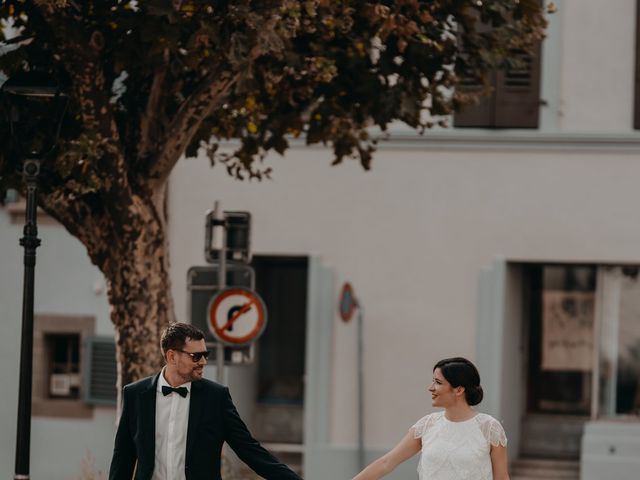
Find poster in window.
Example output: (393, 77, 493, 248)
(541, 290, 594, 372)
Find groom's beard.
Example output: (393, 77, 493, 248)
(190, 365, 204, 380)
(182, 364, 204, 382)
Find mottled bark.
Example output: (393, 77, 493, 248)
(41, 182, 175, 406)
(103, 192, 175, 390)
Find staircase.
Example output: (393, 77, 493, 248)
(511, 458, 580, 480)
(236, 443, 303, 480)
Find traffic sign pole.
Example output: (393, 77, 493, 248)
(339, 282, 364, 471)
(213, 201, 226, 383)
(357, 304, 364, 471)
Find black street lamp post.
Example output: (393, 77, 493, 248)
(1, 71, 68, 480)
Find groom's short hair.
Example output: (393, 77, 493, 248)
(161, 322, 205, 356)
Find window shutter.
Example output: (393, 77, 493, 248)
(634, 0, 640, 129)
(454, 17, 497, 128)
(84, 336, 117, 405)
(494, 45, 542, 128)
(454, 5, 542, 129)
(453, 71, 497, 127)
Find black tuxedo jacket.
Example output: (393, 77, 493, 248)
(108, 374, 302, 480)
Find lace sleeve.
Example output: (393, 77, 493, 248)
(478, 415, 508, 447)
(411, 413, 437, 439)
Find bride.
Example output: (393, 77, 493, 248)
(352, 357, 509, 480)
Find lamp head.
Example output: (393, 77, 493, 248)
(1, 71, 69, 159)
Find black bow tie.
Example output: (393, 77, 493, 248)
(162, 385, 188, 398)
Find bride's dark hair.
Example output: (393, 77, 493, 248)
(433, 357, 483, 406)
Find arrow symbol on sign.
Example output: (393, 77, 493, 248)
(220, 300, 256, 332)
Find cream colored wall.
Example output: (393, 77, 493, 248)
(559, 0, 637, 132)
(168, 144, 640, 450)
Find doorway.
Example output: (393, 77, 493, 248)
(521, 264, 595, 459)
(250, 255, 308, 445)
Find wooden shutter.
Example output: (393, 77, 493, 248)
(494, 45, 542, 128)
(634, 0, 640, 129)
(454, 5, 542, 129)
(83, 336, 117, 405)
(454, 17, 497, 128)
(454, 71, 498, 127)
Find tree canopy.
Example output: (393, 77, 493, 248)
(1, 0, 547, 186)
(0, 0, 548, 389)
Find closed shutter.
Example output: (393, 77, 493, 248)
(454, 6, 542, 129)
(453, 71, 497, 127)
(494, 45, 542, 128)
(454, 18, 496, 128)
(84, 336, 117, 405)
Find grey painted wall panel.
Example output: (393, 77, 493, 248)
(581, 421, 640, 480)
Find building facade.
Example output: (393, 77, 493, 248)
(169, 1, 640, 478)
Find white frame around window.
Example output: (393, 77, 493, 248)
(593, 267, 640, 420)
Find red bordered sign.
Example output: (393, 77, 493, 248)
(207, 287, 267, 346)
(339, 282, 358, 322)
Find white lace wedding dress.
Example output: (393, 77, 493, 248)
(411, 412, 507, 480)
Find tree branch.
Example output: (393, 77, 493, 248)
(147, 69, 238, 188)
(138, 51, 169, 161)
(39, 189, 111, 269)
(35, 3, 137, 233)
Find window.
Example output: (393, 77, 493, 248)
(454, 32, 542, 128)
(526, 265, 596, 415)
(33, 315, 98, 418)
(46, 334, 81, 399)
(524, 264, 640, 419)
(597, 267, 640, 417)
(2, 189, 57, 225)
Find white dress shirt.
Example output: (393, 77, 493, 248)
(151, 368, 191, 480)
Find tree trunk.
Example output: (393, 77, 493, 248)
(102, 191, 176, 397)
(42, 183, 177, 407)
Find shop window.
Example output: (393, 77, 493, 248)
(524, 264, 640, 419)
(526, 265, 596, 415)
(597, 267, 640, 417)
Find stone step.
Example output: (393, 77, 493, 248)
(511, 457, 580, 480)
(235, 444, 303, 480)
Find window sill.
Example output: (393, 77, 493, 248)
(5, 200, 58, 226)
(268, 129, 640, 153)
(371, 129, 640, 152)
(32, 398, 93, 419)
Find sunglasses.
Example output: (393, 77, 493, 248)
(174, 349, 210, 362)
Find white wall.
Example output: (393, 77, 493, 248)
(558, 0, 637, 132)
(0, 210, 115, 479)
(169, 141, 640, 451)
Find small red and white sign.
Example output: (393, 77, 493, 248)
(208, 287, 267, 346)
(339, 282, 358, 322)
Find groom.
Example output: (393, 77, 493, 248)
(109, 322, 303, 480)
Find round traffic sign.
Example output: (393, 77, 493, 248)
(207, 287, 267, 346)
(339, 282, 358, 322)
